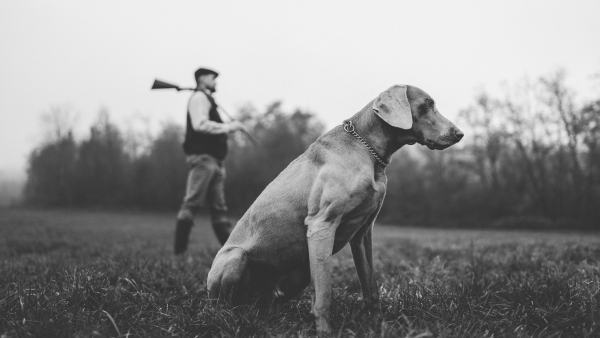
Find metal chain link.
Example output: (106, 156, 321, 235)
(342, 120, 388, 167)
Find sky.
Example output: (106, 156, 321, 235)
(1, 0, 599, 181)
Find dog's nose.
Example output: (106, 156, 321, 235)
(454, 129, 464, 141)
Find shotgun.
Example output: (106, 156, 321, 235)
(151, 79, 258, 145)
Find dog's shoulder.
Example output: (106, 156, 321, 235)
(305, 127, 362, 169)
(304, 129, 342, 167)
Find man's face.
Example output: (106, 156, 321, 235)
(198, 74, 217, 93)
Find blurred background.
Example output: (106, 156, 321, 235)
(1, 0, 599, 229)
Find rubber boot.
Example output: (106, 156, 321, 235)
(212, 221, 232, 246)
(174, 219, 193, 255)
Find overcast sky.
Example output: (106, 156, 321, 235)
(1, 0, 599, 179)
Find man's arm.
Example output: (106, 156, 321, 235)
(188, 92, 240, 134)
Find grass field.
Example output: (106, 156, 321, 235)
(1, 208, 600, 337)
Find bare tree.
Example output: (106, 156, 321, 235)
(539, 70, 586, 211)
(40, 104, 78, 143)
(459, 91, 507, 190)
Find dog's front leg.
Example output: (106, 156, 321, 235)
(306, 216, 340, 335)
(350, 225, 382, 321)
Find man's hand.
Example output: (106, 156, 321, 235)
(226, 120, 258, 145)
(227, 121, 246, 133)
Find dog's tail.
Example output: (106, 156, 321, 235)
(207, 246, 248, 302)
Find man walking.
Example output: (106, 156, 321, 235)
(174, 67, 244, 255)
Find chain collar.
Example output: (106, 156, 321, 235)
(342, 120, 388, 167)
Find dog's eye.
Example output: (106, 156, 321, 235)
(426, 99, 435, 109)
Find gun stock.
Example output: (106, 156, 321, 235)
(151, 79, 181, 90)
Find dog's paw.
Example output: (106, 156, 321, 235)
(315, 317, 333, 336)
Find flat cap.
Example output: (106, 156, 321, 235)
(194, 67, 219, 80)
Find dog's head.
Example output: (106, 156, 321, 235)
(373, 85, 463, 150)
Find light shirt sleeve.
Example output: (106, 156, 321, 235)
(188, 92, 231, 134)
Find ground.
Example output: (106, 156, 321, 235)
(1, 208, 599, 337)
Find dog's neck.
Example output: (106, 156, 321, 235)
(348, 101, 415, 165)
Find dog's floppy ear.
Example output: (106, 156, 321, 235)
(372, 85, 413, 129)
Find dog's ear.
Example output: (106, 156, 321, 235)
(372, 85, 413, 129)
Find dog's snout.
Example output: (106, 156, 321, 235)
(453, 129, 464, 141)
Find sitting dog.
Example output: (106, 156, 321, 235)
(207, 85, 463, 334)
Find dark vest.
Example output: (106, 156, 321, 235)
(183, 91, 228, 160)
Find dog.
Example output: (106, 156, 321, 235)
(207, 85, 463, 334)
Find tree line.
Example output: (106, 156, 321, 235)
(24, 70, 600, 228)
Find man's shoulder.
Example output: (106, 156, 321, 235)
(191, 90, 210, 98)
(189, 91, 211, 105)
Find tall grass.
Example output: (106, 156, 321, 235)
(1, 209, 599, 337)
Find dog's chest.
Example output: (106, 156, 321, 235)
(332, 187, 385, 253)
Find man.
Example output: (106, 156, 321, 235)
(174, 67, 245, 255)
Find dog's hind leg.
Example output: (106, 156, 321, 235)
(207, 247, 249, 303)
